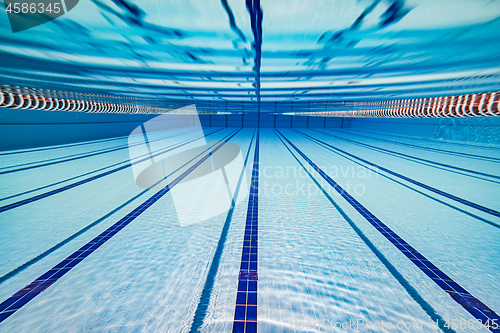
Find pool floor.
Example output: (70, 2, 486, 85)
(0, 128, 499, 332)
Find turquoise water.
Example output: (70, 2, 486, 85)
(1, 0, 500, 332)
(0, 125, 499, 332)
(1, 0, 500, 111)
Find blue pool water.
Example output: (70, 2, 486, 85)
(2, 0, 500, 111)
(0, 123, 499, 332)
(1, 0, 500, 332)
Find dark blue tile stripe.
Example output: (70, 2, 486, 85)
(0, 129, 241, 324)
(1, 160, 132, 203)
(0, 128, 218, 203)
(0, 128, 224, 213)
(290, 132, 499, 231)
(337, 129, 500, 163)
(0, 128, 200, 175)
(190, 129, 256, 333)
(0, 133, 131, 157)
(294, 132, 499, 230)
(278, 131, 500, 333)
(275, 130, 457, 333)
(297, 130, 500, 218)
(315, 130, 500, 182)
(0, 187, 153, 285)
(233, 130, 259, 333)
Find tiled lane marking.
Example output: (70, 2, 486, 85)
(334, 129, 500, 163)
(233, 130, 259, 333)
(0, 129, 222, 203)
(295, 131, 499, 229)
(278, 130, 500, 333)
(314, 130, 500, 183)
(0, 130, 240, 324)
(0, 133, 133, 157)
(0, 129, 225, 213)
(275, 130, 456, 333)
(296, 130, 500, 218)
(0, 128, 199, 175)
(190, 130, 256, 332)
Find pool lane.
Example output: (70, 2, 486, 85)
(0, 127, 220, 199)
(335, 129, 500, 163)
(275, 130, 456, 333)
(278, 130, 500, 332)
(0, 128, 224, 209)
(0, 130, 256, 333)
(289, 134, 500, 319)
(232, 129, 259, 333)
(0, 134, 133, 157)
(0, 129, 241, 325)
(0, 129, 221, 204)
(323, 129, 500, 183)
(0, 129, 231, 286)
(189, 129, 256, 332)
(295, 130, 500, 219)
(0, 129, 165, 184)
(289, 130, 500, 312)
(0, 128, 202, 175)
(311, 130, 500, 183)
(303, 130, 500, 229)
(1, 128, 498, 333)
(253, 129, 440, 332)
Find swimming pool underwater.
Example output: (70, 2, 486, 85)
(0, 126, 499, 332)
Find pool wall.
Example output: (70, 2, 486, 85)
(350, 117, 500, 145)
(2, 108, 499, 152)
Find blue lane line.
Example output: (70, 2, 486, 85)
(0, 146, 118, 171)
(190, 129, 256, 333)
(315, 130, 500, 182)
(0, 133, 132, 156)
(0, 128, 224, 213)
(278, 130, 500, 333)
(0, 129, 229, 285)
(274, 130, 456, 333)
(297, 132, 499, 229)
(0, 128, 198, 175)
(296, 130, 500, 219)
(336, 129, 500, 163)
(0, 161, 130, 202)
(0, 188, 150, 285)
(0, 129, 241, 325)
(0, 128, 220, 203)
(233, 129, 259, 333)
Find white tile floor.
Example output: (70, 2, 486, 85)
(0, 128, 498, 332)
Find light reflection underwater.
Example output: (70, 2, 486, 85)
(0, 1, 500, 332)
